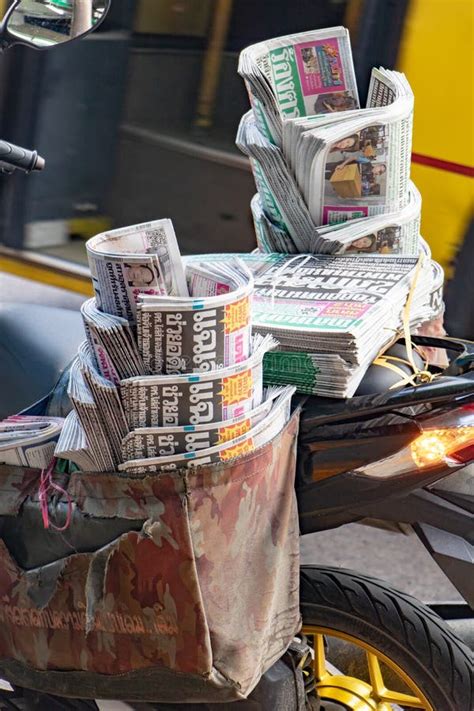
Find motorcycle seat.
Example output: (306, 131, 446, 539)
(0, 303, 83, 419)
(300, 373, 474, 432)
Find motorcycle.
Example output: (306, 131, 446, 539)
(0, 2, 473, 710)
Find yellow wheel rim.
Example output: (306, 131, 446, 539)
(302, 625, 433, 710)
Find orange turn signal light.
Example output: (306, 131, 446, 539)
(411, 427, 474, 468)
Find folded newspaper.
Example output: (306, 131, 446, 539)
(309, 181, 421, 255)
(186, 252, 435, 398)
(295, 69, 414, 226)
(119, 385, 295, 474)
(237, 110, 316, 251)
(121, 387, 282, 462)
(67, 358, 118, 472)
(137, 258, 254, 374)
(250, 180, 421, 256)
(121, 333, 277, 429)
(55, 411, 99, 472)
(81, 298, 147, 383)
(238, 65, 413, 235)
(0, 416, 63, 468)
(238, 27, 360, 146)
(86, 219, 188, 326)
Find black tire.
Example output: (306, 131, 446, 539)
(300, 565, 473, 711)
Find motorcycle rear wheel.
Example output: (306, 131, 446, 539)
(301, 565, 473, 711)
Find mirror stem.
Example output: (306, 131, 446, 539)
(71, 0, 92, 38)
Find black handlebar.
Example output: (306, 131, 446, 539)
(0, 140, 45, 173)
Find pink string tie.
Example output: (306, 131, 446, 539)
(39, 458, 72, 532)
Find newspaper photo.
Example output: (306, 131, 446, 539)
(86, 219, 188, 326)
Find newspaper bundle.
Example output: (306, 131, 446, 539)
(137, 259, 254, 374)
(238, 27, 360, 147)
(187, 252, 434, 398)
(62, 220, 294, 473)
(121, 333, 277, 429)
(293, 68, 414, 226)
(121, 386, 287, 462)
(238, 66, 413, 239)
(250, 180, 421, 257)
(0, 416, 63, 468)
(119, 386, 295, 474)
(77, 341, 129, 465)
(86, 219, 188, 326)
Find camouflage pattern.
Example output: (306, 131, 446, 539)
(0, 411, 300, 702)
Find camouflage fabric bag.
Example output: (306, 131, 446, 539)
(0, 411, 301, 704)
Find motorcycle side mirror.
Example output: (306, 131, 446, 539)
(0, 0, 111, 50)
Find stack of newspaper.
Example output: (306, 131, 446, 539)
(233, 25, 447, 390)
(187, 252, 435, 398)
(0, 416, 63, 468)
(237, 27, 419, 256)
(250, 179, 422, 256)
(61, 219, 294, 473)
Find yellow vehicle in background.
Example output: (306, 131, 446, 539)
(395, 0, 473, 336)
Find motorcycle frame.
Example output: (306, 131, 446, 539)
(0, 0, 112, 51)
(296, 335, 474, 606)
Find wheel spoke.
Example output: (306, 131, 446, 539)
(378, 688, 429, 708)
(367, 651, 386, 698)
(303, 625, 432, 710)
(367, 650, 428, 708)
(313, 633, 330, 682)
